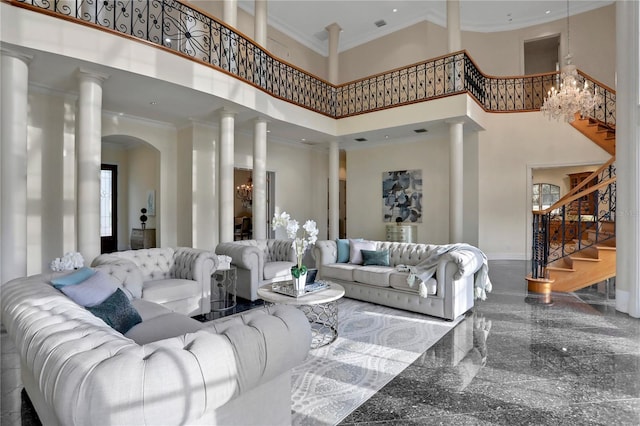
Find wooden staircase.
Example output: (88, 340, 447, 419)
(527, 113, 616, 297)
(570, 113, 616, 156)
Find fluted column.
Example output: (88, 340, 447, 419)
(449, 120, 464, 243)
(329, 140, 340, 240)
(1, 49, 31, 283)
(447, 0, 461, 52)
(219, 109, 236, 243)
(326, 23, 341, 84)
(77, 69, 108, 264)
(253, 118, 268, 240)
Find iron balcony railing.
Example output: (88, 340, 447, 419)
(531, 157, 616, 280)
(9, 0, 617, 126)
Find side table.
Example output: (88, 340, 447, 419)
(257, 282, 345, 349)
(211, 266, 237, 312)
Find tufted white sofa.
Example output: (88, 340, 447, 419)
(92, 247, 217, 317)
(313, 240, 482, 320)
(1, 270, 312, 425)
(215, 240, 296, 301)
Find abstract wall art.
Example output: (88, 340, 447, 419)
(382, 169, 422, 223)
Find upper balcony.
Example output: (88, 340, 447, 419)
(2, 0, 616, 144)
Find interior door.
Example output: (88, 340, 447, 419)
(100, 164, 118, 253)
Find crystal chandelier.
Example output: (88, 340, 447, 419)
(540, 0, 601, 122)
(235, 176, 253, 208)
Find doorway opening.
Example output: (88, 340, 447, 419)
(234, 168, 276, 240)
(524, 34, 560, 75)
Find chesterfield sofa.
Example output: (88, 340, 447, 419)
(1, 267, 312, 425)
(215, 239, 296, 301)
(313, 240, 490, 321)
(92, 247, 216, 317)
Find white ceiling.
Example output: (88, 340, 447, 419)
(17, 0, 613, 150)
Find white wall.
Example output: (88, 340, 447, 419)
(478, 112, 610, 260)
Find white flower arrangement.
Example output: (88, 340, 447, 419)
(271, 211, 318, 278)
(50, 251, 85, 272)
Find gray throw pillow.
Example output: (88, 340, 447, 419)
(60, 270, 118, 307)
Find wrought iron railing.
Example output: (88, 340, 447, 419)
(9, 0, 616, 125)
(531, 157, 616, 279)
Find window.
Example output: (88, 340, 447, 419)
(532, 183, 560, 211)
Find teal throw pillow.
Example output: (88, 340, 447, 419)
(87, 288, 142, 334)
(51, 266, 96, 288)
(361, 249, 390, 266)
(60, 270, 119, 307)
(336, 239, 350, 263)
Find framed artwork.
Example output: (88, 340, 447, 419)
(146, 190, 156, 216)
(382, 170, 422, 223)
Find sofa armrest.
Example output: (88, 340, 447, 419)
(313, 240, 337, 278)
(216, 242, 263, 273)
(204, 305, 311, 390)
(172, 247, 218, 281)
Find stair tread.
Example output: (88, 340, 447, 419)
(569, 255, 601, 262)
(547, 266, 575, 272)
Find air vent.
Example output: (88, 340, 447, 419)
(413, 128, 428, 133)
(374, 20, 387, 28)
(354, 137, 368, 142)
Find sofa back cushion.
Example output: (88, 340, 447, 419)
(265, 240, 295, 263)
(375, 242, 441, 267)
(109, 248, 176, 281)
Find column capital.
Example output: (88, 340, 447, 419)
(254, 116, 269, 124)
(76, 68, 110, 84)
(445, 118, 465, 126)
(218, 107, 237, 119)
(0, 48, 33, 64)
(325, 22, 342, 33)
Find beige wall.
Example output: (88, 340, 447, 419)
(339, 5, 615, 87)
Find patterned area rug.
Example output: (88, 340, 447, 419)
(291, 298, 462, 425)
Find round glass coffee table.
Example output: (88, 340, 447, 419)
(257, 282, 345, 349)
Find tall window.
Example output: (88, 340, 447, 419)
(100, 168, 114, 236)
(532, 183, 560, 211)
(100, 165, 118, 253)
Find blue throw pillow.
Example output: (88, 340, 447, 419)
(336, 239, 350, 263)
(60, 270, 119, 307)
(51, 267, 96, 288)
(361, 249, 390, 266)
(87, 288, 142, 334)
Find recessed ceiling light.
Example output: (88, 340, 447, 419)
(385, 135, 389, 139)
(392, 8, 398, 13)
(267, 130, 271, 133)
(150, 101, 157, 105)
(545, 10, 551, 14)
(301, 138, 306, 141)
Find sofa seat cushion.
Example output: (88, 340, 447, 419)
(389, 272, 438, 296)
(142, 278, 200, 304)
(321, 263, 358, 282)
(353, 266, 394, 287)
(263, 261, 295, 280)
(131, 298, 173, 321)
(124, 312, 204, 345)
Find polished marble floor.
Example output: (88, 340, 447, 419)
(2, 261, 639, 425)
(340, 261, 640, 425)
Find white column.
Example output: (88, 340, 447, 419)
(219, 109, 236, 243)
(223, 0, 237, 26)
(1, 49, 31, 284)
(253, 118, 268, 240)
(615, 0, 640, 318)
(449, 121, 464, 243)
(254, 0, 267, 47)
(329, 140, 340, 240)
(447, 0, 461, 52)
(77, 69, 108, 264)
(326, 23, 341, 84)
